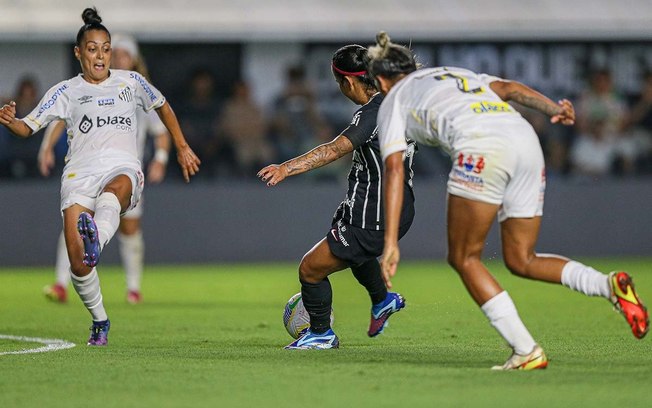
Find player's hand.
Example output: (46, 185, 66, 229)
(380, 241, 400, 289)
(257, 164, 288, 186)
(550, 99, 575, 126)
(0, 101, 17, 126)
(37, 148, 55, 177)
(147, 160, 166, 184)
(176, 144, 200, 183)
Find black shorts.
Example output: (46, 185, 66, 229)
(326, 217, 412, 267)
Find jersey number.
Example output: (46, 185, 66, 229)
(434, 73, 484, 94)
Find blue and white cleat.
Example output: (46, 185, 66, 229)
(285, 328, 340, 350)
(87, 319, 110, 346)
(368, 292, 405, 337)
(78, 212, 100, 267)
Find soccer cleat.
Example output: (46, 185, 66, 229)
(126, 290, 142, 304)
(284, 328, 340, 350)
(78, 212, 100, 267)
(491, 345, 548, 371)
(368, 292, 406, 337)
(43, 283, 67, 303)
(87, 319, 110, 346)
(609, 271, 649, 339)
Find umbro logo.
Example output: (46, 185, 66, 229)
(77, 95, 93, 105)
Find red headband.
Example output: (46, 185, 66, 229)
(331, 63, 366, 77)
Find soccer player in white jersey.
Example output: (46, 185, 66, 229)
(0, 8, 200, 346)
(367, 32, 648, 370)
(40, 34, 171, 305)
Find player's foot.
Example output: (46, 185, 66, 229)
(126, 290, 142, 304)
(609, 271, 649, 339)
(78, 212, 100, 267)
(87, 319, 110, 346)
(43, 283, 67, 303)
(284, 328, 339, 350)
(368, 292, 406, 337)
(491, 345, 548, 371)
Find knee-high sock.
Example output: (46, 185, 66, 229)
(55, 230, 71, 287)
(119, 231, 144, 292)
(561, 260, 611, 298)
(481, 291, 537, 355)
(301, 278, 332, 334)
(351, 259, 387, 305)
(71, 268, 108, 322)
(94, 192, 122, 251)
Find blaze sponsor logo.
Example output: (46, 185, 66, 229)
(79, 115, 93, 134)
(97, 98, 115, 107)
(119, 87, 133, 102)
(77, 95, 93, 105)
(470, 101, 514, 114)
(96, 116, 133, 131)
(35, 84, 69, 118)
(129, 72, 158, 102)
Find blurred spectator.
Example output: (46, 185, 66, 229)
(175, 68, 224, 178)
(622, 71, 652, 174)
(269, 65, 332, 163)
(215, 80, 273, 177)
(575, 69, 635, 175)
(1, 76, 42, 178)
(569, 118, 617, 179)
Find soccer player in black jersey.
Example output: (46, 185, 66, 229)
(258, 45, 417, 349)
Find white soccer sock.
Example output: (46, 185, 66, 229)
(70, 268, 108, 322)
(119, 231, 144, 292)
(55, 230, 72, 287)
(561, 260, 611, 298)
(481, 291, 537, 355)
(94, 192, 122, 251)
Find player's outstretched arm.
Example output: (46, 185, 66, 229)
(0, 101, 33, 138)
(147, 129, 171, 184)
(489, 80, 575, 126)
(155, 101, 200, 183)
(38, 120, 66, 177)
(257, 134, 353, 186)
(380, 151, 405, 289)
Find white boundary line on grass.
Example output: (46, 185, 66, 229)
(0, 334, 76, 355)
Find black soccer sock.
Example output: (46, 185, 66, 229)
(351, 259, 388, 305)
(300, 278, 333, 334)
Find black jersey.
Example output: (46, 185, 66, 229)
(336, 93, 416, 230)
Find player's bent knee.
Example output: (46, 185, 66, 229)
(298, 256, 321, 283)
(503, 255, 529, 277)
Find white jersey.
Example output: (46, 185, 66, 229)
(378, 66, 526, 161)
(23, 69, 166, 171)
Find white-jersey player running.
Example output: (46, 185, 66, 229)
(0, 7, 200, 346)
(368, 32, 648, 370)
(40, 34, 171, 305)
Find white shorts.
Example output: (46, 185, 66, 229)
(60, 161, 144, 214)
(122, 194, 144, 219)
(447, 121, 545, 222)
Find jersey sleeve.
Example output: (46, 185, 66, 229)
(23, 81, 70, 133)
(129, 72, 166, 112)
(378, 93, 408, 162)
(477, 73, 504, 86)
(340, 104, 378, 149)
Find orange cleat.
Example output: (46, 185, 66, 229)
(609, 271, 649, 339)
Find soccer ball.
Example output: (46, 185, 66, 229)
(283, 292, 334, 339)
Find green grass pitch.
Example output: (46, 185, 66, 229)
(1, 258, 650, 408)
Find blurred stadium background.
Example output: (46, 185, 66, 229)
(1, 0, 651, 265)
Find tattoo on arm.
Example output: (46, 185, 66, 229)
(285, 136, 353, 176)
(507, 89, 562, 117)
